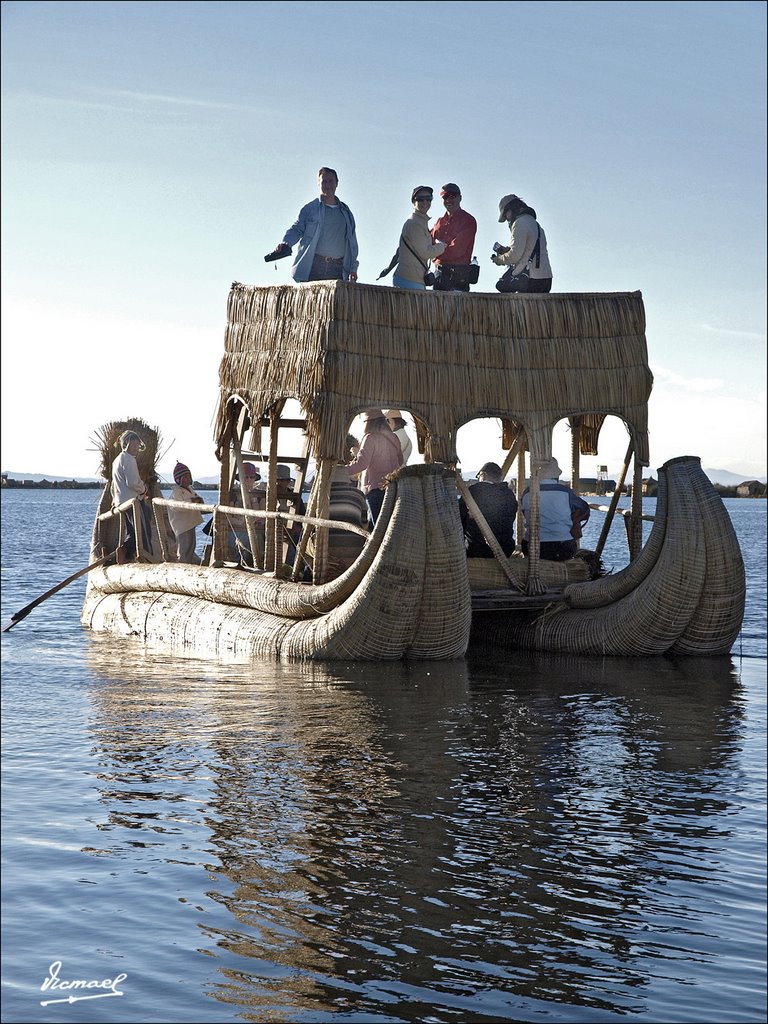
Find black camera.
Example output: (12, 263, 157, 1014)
(424, 272, 436, 287)
(264, 245, 291, 262)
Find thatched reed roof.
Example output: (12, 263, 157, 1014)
(215, 282, 652, 465)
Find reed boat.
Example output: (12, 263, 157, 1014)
(82, 282, 745, 660)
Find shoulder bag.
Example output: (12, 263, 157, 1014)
(495, 226, 541, 294)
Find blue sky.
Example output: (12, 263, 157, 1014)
(2, 0, 766, 481)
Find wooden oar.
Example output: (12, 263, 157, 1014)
(2, 552, 114, 632)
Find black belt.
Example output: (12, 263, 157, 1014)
(314, 254, 344, 264)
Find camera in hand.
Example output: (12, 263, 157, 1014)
(492, 242, 509, 255)
(264, 245, 291, 262)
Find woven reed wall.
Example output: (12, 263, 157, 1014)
(215, 282, 652, 465)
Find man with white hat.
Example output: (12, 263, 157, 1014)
(384, 410, 413, 464)
(520, 457, 590, 561)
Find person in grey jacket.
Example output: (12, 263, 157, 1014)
(491, 194, 553, 293)
(272, 167, 359, 283)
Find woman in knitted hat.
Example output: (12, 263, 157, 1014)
(347, 409, 403, 525)
(111, 430, 152, 563)
(169, 462, 205, 564)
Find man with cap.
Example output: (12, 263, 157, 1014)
(491, 194, 553, 293)
(384, 410, 413, 464)
(430, 183, 478, 292)
(520, 458, 590, 561)
(459, 461, 518, 558)
(168, 462, 205, 564)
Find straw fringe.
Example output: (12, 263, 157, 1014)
(215, 283, 652, 465)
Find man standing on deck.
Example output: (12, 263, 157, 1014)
(269, 167, 359, 283)
(430, 183, 478, 291)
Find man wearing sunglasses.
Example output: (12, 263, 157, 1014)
(430, 183, 478, 292)
(270, 167, 359, 283)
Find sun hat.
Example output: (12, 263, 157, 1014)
(538, 457, 562, 479)
(242, 462, 259, 478)
(384, 409, 402, 420)
(173, 461, 191, 484)
(276, 464, 292, 480)
(362, 408, 385, 421)
(498, 194, 523, 222)
(441, 183, 461, 196)
(411, 185, 433, 202)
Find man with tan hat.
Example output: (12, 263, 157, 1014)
(347, 409, 403, 525)
(430, 183, 478, 292)
(384, 410, 413, 464)
(521, 457, 590, 561)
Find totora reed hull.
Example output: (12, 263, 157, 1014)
(82, 458, 745, 661)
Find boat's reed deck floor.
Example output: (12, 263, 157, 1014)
(470, 588, 567, 611)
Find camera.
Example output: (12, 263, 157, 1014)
(492, 242, 509, 255)
(423, 272, 436, 287)
(264, 245, 291, 262)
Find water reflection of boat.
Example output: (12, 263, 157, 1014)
(83, 643, 744, 1020)
(82, 283, 745, 660)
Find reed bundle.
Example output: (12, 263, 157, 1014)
(92, 417, 162, 484)
(215, 282, 652, 466)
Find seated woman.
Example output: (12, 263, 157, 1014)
(312, 465, 369, 582)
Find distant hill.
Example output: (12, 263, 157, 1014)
(703, 468, 767, 486)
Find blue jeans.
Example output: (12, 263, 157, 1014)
(392, 274, 425, 291)
(365, 488, 385, 526)
(309, 255, 344, 281)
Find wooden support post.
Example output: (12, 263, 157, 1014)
(232, 434, 263, 569)
(213, 429, 232, 566)
(570, 423, 581, 548)
(311, 459, 334, 584)
(265, 408, 281, 572)
(630, 456, 644, 560)
(525, 463, 546, 595)
(595, 440, 633, 559)
(153, 500, 171, 562)
(499, 429, 527, 480)
(515, 446, 526, 553)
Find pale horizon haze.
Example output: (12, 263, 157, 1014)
(2, 0, 766, 483)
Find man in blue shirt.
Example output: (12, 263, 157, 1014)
(272, 167, 359, 283)
(521, 457, 590, 561)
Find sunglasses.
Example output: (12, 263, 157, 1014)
(415, 195, 433, 202)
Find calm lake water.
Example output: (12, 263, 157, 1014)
(1, 489, 765, 1023)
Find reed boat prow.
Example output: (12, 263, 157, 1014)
(82, 283, 745, 660)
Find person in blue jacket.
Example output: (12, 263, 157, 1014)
(521, 457, 590, 561)
(271, 167, 359, 283)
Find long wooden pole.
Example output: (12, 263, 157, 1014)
(455, 473, 524, 591)
(2, 552, 116, 632)
(595, 440, 634, 559)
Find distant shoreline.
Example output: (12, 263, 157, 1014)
(1, 478, 763, 498)
(1, 479, 220, 491)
